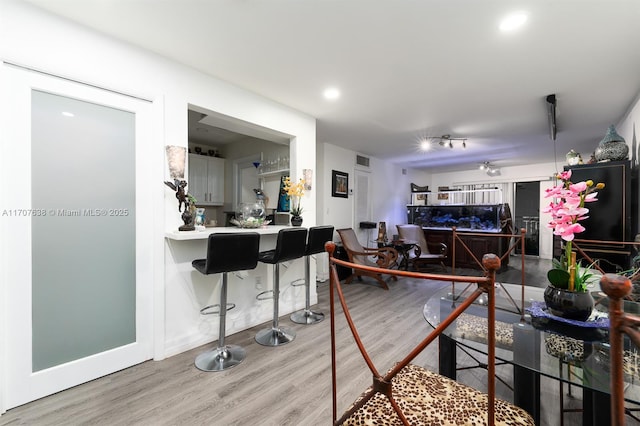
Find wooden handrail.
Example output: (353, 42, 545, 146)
(600, 273, 640, 426)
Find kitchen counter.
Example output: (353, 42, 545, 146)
(165, 225, 292, 241)
(163, 224, 311, 357)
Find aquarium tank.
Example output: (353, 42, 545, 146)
(407, 204, 503, 232)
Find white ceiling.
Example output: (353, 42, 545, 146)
(23, 0, 640, 172)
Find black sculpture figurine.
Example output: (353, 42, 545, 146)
(164, 179, 195, 231)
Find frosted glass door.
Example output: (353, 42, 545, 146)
(31, 90, 136, 371)
(2, 66, 154, 409)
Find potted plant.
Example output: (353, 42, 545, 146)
(283, 176, 305, 226)
(542, 170, 605, 321)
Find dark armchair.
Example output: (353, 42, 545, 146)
(396, 224, 447, 271)
(336, 228, 398, 290)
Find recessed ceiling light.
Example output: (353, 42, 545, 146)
(499, 12, 528, 32)
(62, 111, 74, 117)
(420, 139, 431, 151)
(323, 88, 340, 100)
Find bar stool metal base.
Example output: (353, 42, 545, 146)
(290, 309, 324, 324)
(255, 327, 296, 346)
(194, 345, 246, 372)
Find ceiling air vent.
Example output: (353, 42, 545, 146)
(356, 154, 370, 168)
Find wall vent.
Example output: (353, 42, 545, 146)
(356, 154, 370, 168)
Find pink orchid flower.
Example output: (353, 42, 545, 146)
(546, 170, 605, 291)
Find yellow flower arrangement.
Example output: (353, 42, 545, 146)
(283, 176, 305, 216)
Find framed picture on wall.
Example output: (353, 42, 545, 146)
(331, 170, 349, 198)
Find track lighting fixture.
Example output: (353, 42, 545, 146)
(438, 134, 466, 149)
(479, 161, 500, 176)
(419, 134, 467, 150)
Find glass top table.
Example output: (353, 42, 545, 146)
(423, 282, 640, 426)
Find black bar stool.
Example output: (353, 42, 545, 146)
(255, 227, 308, 346)
(290, 225, 334, 324)
(192, 232, 260, 371)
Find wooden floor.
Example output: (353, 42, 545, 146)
(0, 257, 618, 426)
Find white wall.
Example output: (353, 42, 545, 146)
(0, 0, 316, 409)
(318, 142, 431, 244)
(319, 143, 355, 234)
(617, 91, 640, 167)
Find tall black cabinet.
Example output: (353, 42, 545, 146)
(559, 160, 637, 272)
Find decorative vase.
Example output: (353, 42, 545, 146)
(235, 201, 266, 228)
(594, 125, 628, 162)
(565, 149, 580, 166)
(543, 285, 594, 321)
(291, 215, 303, 227)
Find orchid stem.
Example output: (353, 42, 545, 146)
(568, 251, 576, 292)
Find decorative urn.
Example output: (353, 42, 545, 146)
(565, 149, 580, 166)
(594, 125, 628, 162)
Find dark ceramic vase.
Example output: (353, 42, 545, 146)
(543, 285, 594, 321)
(291, 216, 303, 227)
(594, 124, 628, 162)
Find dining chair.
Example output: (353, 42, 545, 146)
(325, 242, 535, 425)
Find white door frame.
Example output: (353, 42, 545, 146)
(0, 64, 159, 411)
(233, 154, 261, 211)
(353, 168, 372, 244)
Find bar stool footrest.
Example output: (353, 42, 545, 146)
(256, 290, 274, 301)
(290, 278, 306, 287)
(200, 303, 236, 315)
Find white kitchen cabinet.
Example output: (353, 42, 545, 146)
(188, 154, 225, 205)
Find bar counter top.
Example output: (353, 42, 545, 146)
(165, 225, 292, 241)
